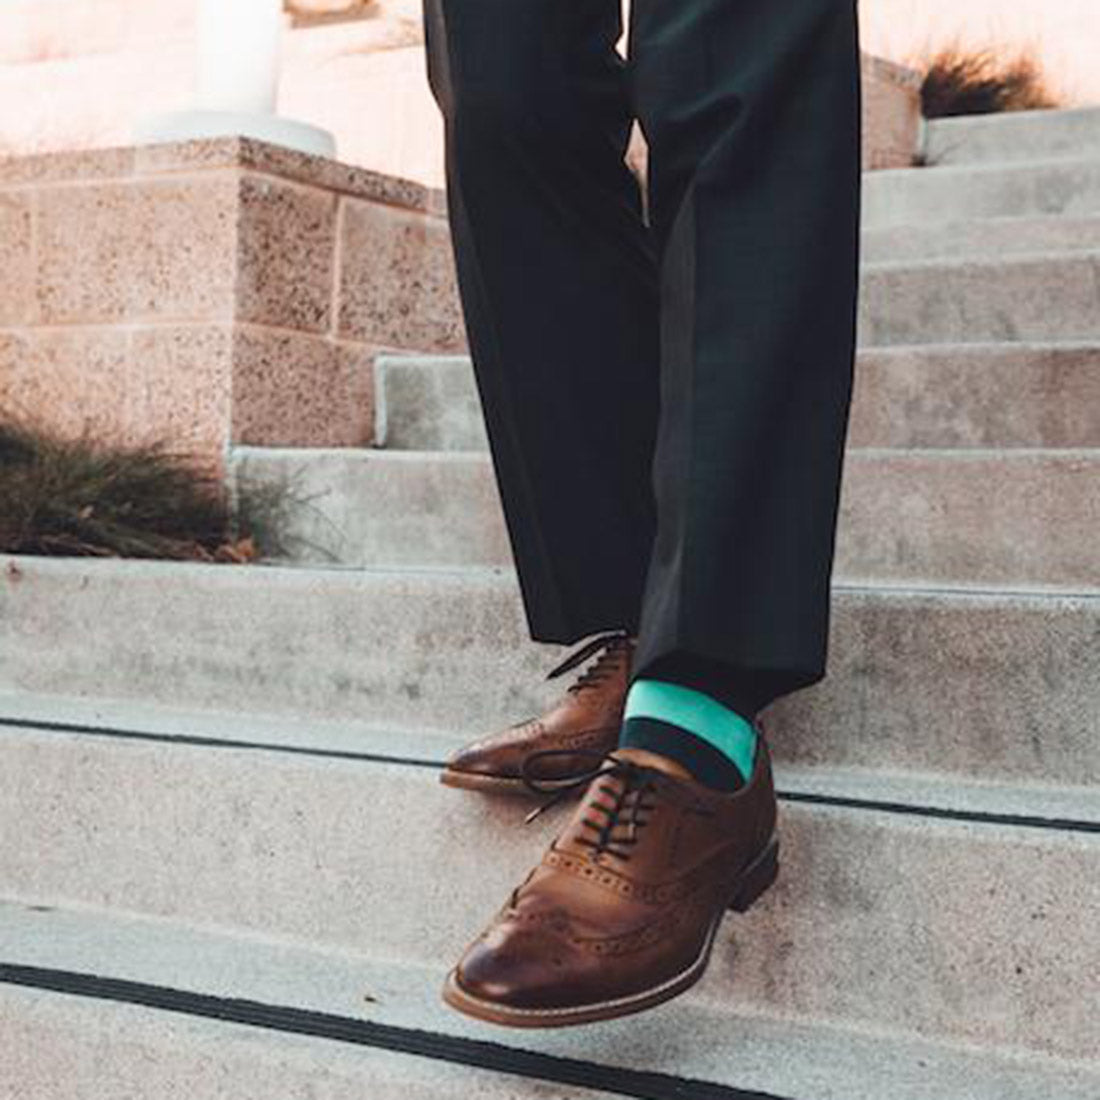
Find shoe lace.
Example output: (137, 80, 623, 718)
(520, 749, 657, 862)
(544, 630, 634, 694)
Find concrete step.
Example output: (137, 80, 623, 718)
(0, 986, 611, 1100)
(837, 450, 1099, 589)
(229, 447, 1100, 589)
(376, 344, 1100, 453)
(376, 354, 486, 452)
(1, 556, 1097, 788)
(5, 904, 1096, 1100)
(2, 690, 1095, 825)
(862, 155, 1100, 227)
(924, 107, 1100, 168)
(859, 251, 1100, 345)
(861, 214, 1100, 263)
(2, 724, 1098, 1063)
(382, 247, 1100, 375)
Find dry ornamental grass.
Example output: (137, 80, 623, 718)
(0, 415, 257, 562)
(920, 43, 1060, 119)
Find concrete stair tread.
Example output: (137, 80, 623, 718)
(376, 339, 1100, 364)
(242, 445, 1100, 459)
(861, 213, 1100, 263)
(924, 107, 1100, 168)
(373, 342, 1100, 453)
(1, 692, 1097, 826)
(228, 446, 1100, 588)
(2, 900, 1097, 1100)
(1, 987, 615, 1100)
(2, 721, 1097, 1062)
(858, 251, 1100, 345)
(2, 555, 1097, 788)
(861, 245, 1100, 273)
(874, 150, 1100, 181)
(862, 154, 1100, 226)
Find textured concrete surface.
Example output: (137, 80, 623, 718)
(127, 326, 233, 454)
(34, 174, 239, 325)
(231, 448, 511, 566)
(0, 557, 1097, 788)
(134, 136, 448, 215)
(0, 321, 375, 461)
(766, 588, 1099, 786)
(847, 343, 1100, 448)
(228, 446, 1100, 588)
(2, 904, 1097, 1100)
(376, 344, 1100, 452)
(0, 986, 607, 1100)
(859, 252, 1100, 345)
(229, 326, 375, 448)
(0, 191, 34, 325)
(862, 156, 1100, 227)
(0, 730, 1096, 1058)
(375, 354, 486, 451)
(0, 139, 450, 463)
(336, 198, 465, 351)
(861, 213, 1100, 263)
(836, 450, 1100, 588)
(235, 174, 337, 333)
(0, 145, 138, 187)
(924, 107, 1100, 168)
(860, 55, 922, 170)
(0, 690, 1095, 823)
(2, 326, 231, 454)
(351, 221, 1100, 364)
(0, 136, 444, 215)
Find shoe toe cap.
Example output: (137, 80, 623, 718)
(445, 722, 543, 778)
(454, 931, 584, 1010)
(445, 738, 520, 778)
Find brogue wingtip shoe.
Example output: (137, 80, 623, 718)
(442, 739, 780, 1028)
(440, 632, 635, 795)
(439, 725, 536, 793)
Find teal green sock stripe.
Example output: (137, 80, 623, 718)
(623, 678, 758, 780)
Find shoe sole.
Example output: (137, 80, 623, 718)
(441, 837, 780, 1029)
(438, 769, 532, 795)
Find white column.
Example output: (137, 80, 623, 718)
(196, 0, 283, 115)
(135, 0, 336, 158)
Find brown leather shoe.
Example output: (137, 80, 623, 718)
(440, 630, 635, 794)
(442, 737, 779, 1027)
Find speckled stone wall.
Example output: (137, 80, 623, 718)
(0, 136, 462, 471)
(861, 55, 923, 171)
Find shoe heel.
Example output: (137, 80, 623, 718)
(728, 840, 779, 913)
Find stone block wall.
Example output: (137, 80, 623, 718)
(0, 137, 462, 470)
(861, 55, 923, 171)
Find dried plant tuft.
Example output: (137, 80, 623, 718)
(0, 414, 258, 562)
(920, 43, 1060, 119)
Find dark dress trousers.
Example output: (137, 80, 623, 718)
(421, 0, 863, 714)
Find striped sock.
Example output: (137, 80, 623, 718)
(619, 678, 758, 791)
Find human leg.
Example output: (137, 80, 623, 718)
(423, 0, 661, 643)
(627, 0, 863, 712)
(442, 0, 862, 1027)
